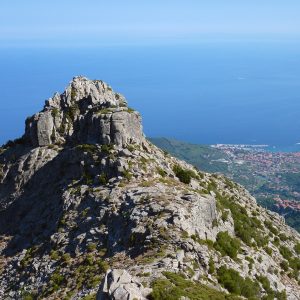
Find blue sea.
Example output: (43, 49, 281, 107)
(1, 41, 300, 150)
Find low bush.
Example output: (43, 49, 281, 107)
(216, 193, 268, 248)
(122, 168, 133, 181)
(214, 231, 241, 260)
(101, 144, 114, 154)
(157, 167, 167, 177)
(173, 165, 197, 184)
(280, 246, 292, 260)
(149, 271, 236, 300)
(217, 266, 260, 298)
(77, 144, 98, 153)
(99, 173, 108, 185)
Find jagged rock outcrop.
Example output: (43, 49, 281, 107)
(24, 76, 144, 147)
(0, 77, 299, 300)
(97, 269, 150, 300)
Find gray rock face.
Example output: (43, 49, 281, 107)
(97, 269, 151, 300)
(24, 76, 145, 147)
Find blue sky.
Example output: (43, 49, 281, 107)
(1, 0, 300, 47)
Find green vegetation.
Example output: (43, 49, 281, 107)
(87, 242, 97, 252)
(126, 144, 135, 152)
(279, 246, 292, 260)
(96, 108, 112, 114)
(216, 193, 268, 248)
(41, 269, 66, 295)
(217, 266, 260, 299)
(256, 275, 287, 300)
(21, 291, 35, 300)
(77, 144, 98, 153)
(62, 253, 71, 263)
(279, 245, 300, 279)
(71, 88, 77, 100)
(191, 235, 214, 249)
(122, 168, 133, 181)
(101, 144, 114, 154)
(51, 108, 59, 118)
(157, 167, 167, 177)
(150, 137, 229, 174)
(127, 107, 135, 113)
(65, 103, 79, 122)
(173, 165, 197, 184)
(50, 250, 59, 260)
(74, 256, 109, 291)
(20, 247, 37, 269)
(149, 271, 237, 300)
(82, 171, 93, 185)
(82, 293, 97, 300)
(214, 231, 241, 260)
(99, 173, 108, 185)
(264, 220, 278, 235)
(208, 257, 215, 274)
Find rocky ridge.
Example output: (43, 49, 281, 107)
(0, 77, 299, 300)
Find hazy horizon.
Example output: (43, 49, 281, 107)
(1, 1, 300, 149)
(1, 1, 300, 47)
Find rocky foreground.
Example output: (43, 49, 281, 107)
(0, 77, 299, 300)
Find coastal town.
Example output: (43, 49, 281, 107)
(212, 144, 300, 212)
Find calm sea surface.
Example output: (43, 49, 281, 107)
(1, 42, 300, 149)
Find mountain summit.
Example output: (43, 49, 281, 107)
(25, 76, 144, 147)
(0, 77, 299, 300)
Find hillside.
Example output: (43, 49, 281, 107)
(0, 77, 299, 300)
(150, 138, 300, 232)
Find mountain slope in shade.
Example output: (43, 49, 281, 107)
(0, 77, 299, 300)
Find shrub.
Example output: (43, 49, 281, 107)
(21, 292, 35, 300)
(208, 257, 215, 274)
(96, 108, 112, 114)
(207, 180, 218, 192)
(149, 271, 234, 300)
(77, 144, 97, 153)
(50, 270, 65, 292)
(278, 233, 289, 242)
(173, 165, 197, 184)
(280, 246, 292, 261)
(214, 231, 241, 260)
(157, 167, 167, 177)
(51, 108, 59, 118)
(66, 103, 79, 121)
(127, 107, 135, 113)
(101, 144, 114, 154)
(191, 235, 214, 249)
(87, 243, 97, 252)
(280, 260, 289, 271)
(217, 266, 260, 298)
(122, 169, 133, 181)
(50, 250, 59, 260)
(82, 293, 97, 300)
(221, 210, 229, 222)
(264, 220, 278, 235)
(62, 253, 71, 263)
(295, 243, 300, 255)
(216, 193, 267, 247)
(99, 173, 108, 185)
(264, 246, 273, 256)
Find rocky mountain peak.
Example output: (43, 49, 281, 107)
(0, 78, 299, 300)
(24, 76, 144, 147)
